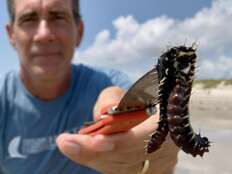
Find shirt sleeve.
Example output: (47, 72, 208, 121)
(106, 69, 132, 90)
(0, 79, 4, 174)
(95, 67, 132, 90)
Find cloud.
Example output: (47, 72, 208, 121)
(74, 0, 232, 80)
(200, 56, 232, 79)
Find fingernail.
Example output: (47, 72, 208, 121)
(64, 141, 80, 155)
(92, 135, 114, 152)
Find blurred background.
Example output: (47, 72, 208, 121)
(1, 0, 232, 173)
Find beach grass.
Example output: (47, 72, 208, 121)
(194, 79, 232, 89)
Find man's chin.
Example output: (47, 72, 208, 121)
(21, 63, 71, 81)
(30, 67, 63, 81)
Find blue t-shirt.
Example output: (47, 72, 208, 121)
(0, 64, 131, 174)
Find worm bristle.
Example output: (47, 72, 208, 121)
(146, 45, 210, 157)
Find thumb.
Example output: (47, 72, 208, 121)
(56, 133, 115, 165)
(94, 103, 119, 120)
(93, 87, 125, 120)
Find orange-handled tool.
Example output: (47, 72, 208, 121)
(79, 68, 159, 136)
(79, 110, 148, 136)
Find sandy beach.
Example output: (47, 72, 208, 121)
(174, 82, 232, 174)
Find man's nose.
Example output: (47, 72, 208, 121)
(34, 20, 55, 43)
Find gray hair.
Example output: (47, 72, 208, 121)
(6, 0, 81, 23)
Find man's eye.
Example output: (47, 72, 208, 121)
(20, 16, 38, 24)
(52, 15, 66, 21)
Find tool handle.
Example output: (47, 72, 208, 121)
(79, 110, 148, 136)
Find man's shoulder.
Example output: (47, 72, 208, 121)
(0, 71, 17, 126)
(0, 71, 17, 93)
(72, 64, 132, 90)
(72, 63, 115, 76)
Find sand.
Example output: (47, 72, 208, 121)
(174, 83, 232, 174)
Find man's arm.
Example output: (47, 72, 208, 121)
(56, 86, 179, 174)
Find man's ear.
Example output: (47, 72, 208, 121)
(6, 23, 17, 49)
(76, 20, 84, 47)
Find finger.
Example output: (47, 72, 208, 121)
(93, 86, 125, 120)
(94, 103, 118, 120)
(146, 136, 179, 173)
(56, 133, 115, 166)
(131, 112, 160, 137)
(99, 113, 160, 154)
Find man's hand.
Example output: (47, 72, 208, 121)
(56, 86, 179, 174)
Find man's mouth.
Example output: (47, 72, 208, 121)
(32, 52, 62, 57)
(31, 51, 64, 66)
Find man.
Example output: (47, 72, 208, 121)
(0, 0, 179, 173)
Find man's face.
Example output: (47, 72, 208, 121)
(7, 0, 83, 81)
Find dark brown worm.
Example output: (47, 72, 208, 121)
(146, 46, 182, 153)
(167, 68, 210, 157)
(146, 45, 210, 157)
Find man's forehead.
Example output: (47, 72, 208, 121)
(14, 0, 72, 15)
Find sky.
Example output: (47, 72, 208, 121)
(1, 0, 232, 81)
